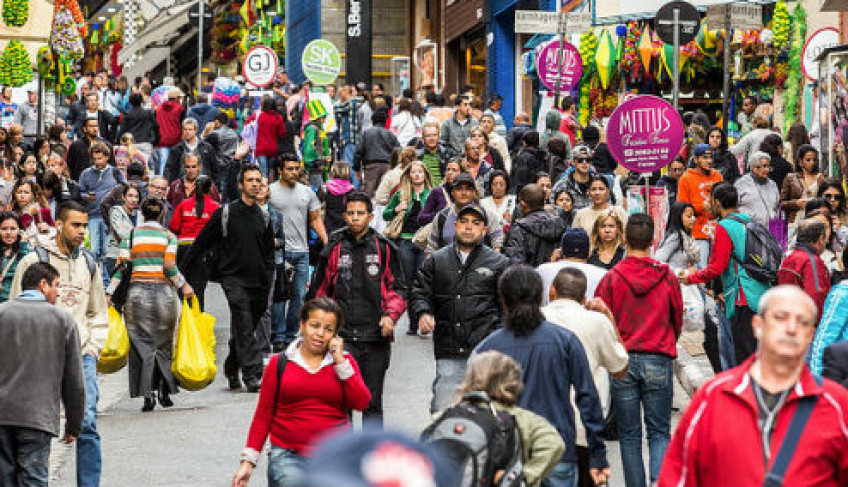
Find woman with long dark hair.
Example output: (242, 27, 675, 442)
(817, 179, 848, 268)
(170, 175, 219, 308)
(781, 144, 826, 225)
(0, 211, 28, 303)
(706, 126, 740, 184)
(656, 201, 699, 270)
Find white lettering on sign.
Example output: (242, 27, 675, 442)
(348, 0, 361, 37)
(619, 107, 673, 136)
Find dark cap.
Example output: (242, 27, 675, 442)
(127, 162, 146, 178)
(452, 172, 476, 189)
(300, 429, 460, 487)
(560, 228, 590, 259)
(693, 143, 712, 157)
(457, 203, 488, 225)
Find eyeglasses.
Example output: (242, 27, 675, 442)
(150, 185, 168, 191)
(824, 193, 844, 201)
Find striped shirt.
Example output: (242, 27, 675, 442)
(108, 223, 185, 291)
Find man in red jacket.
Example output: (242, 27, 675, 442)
(659, 285, 848, 487)
(596, 213, 682, 487)
(778, 218, 831, 320)
(154, 88, 185, 176)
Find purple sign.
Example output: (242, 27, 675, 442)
(607, 96, 685, 173)
(536, 40, 583, 92)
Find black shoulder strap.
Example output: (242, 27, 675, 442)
(763, 375, 822, 487)
(273, 352, 288, 404)
(35, 246, 49, 264)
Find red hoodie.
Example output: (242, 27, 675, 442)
(596, 256, 683, 357)
(246, 111, 286, 157)
(156, 100, 184, 148)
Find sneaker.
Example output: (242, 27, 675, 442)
(227, 375, 242, 391)
(142, 394, 156, 412)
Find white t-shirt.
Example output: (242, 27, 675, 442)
(269, 182, 321, 252)
(542, 299, 629, 447)
(536, 260, 607, 305)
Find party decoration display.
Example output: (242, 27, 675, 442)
(773, 0, 790, 51)
(0, 40, 33, 87)
(695, 19, 719, 57)
(150, 86, 172, 110)
(784, 3, 806, 130)
(638, 25, 654, 72)
(212, 77, 241, 120)
(36, 46, 52, 76)
(2, 0, 27, 27)
(595, 30, 615, 90)
(50, 0, 86, 59)
(579, 30, 597, 74)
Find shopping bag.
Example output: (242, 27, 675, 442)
(769, 211, 789, 253)
(190, 296, 217, 358)
(172, 297, 217, 391)
(681, 283, 705, 332)
(97, 307, 130, 374)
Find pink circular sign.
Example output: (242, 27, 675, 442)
(607, 95, 685, 173)
(536, 40, 583, 92)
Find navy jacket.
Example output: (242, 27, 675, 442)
(475, 321, 608, 469)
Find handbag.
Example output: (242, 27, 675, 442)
(273, 261, 296, 303)
(109, 230, 135, 307)
(383, 210, 406, 239)
(769, 209, 789, 253)
(412, 222, 433, 250)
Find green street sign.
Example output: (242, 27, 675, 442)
(301, 39, 341, 86)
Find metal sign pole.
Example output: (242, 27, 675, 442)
(36, 75, 43, 137)
(196, 1, 204, 96)
(721, 5, 731, 134)
(555, 16, 566, 110)
(672, 8, 680, 110)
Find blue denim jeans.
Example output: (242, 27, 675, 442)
(0, 426, 51, 487)
(541, 461, 578, 487)
(153, 147, 170, 176)
(431, 358, 468, 413)
(271, 251, 310, 345)
(267, 446, 305, 487)
(341, 143, 360, 188)
(78, 354, 102, 487)
(256, 156, 273, 177)
(87, 216, 109, 285)
(611, 353, 673, 487)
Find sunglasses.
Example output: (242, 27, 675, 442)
(824, 193, 844, 201)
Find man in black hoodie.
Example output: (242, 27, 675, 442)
(504, 183, 567, 266)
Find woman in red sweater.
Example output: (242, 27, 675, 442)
(246, 97, 287, 178)
(232, 297, 371, 487)
(170, 176, 219, 308)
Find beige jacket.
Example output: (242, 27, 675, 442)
(10, 239, 109, 357)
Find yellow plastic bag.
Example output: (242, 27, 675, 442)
(172, 297, 217, 391)
(97, 307, 130, 374)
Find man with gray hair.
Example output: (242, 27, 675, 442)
(164, 117, 219, 184)
(659, 285, 848, 487)
(778, 218, 831, 319)
(735, 150, 779, 226)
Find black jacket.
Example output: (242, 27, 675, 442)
(307, 228, 407, 342)
(411, 243, 509, 359)
(823, 341, 848, 389)
(74, 109, 116, 143)
(354, 127, 400, 170)
(118, 107, 159, 146)
(165, 139, 220, 184)
(506, 123, 533, 155)
(511, 147, 547, 193)
(503, 209, 567, 267)
(712, 148, 741, 185)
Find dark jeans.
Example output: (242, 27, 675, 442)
(177, 245, 208, 310)
(611, 353, 674, 487)
(703, 309, 722, 373)
(575, 446, 592, 487)
(393, 238, 424, 330)
(271, 251, 310, 346)
(0, 426, 51, 487)
(732, 305, 757, 364)
(345, 340, 391, 426)
(221, 278, 269, 382)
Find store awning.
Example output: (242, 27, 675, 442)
(118, 0, 198, 65)
(821, 0, 848, 11)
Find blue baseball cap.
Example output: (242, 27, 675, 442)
(693, 144, 712, 157)
(560, 228, 590, 259)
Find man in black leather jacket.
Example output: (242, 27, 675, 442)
(411, 203, 509, 412)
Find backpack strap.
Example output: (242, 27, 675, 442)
(35, 246, 49, 265)
(763, 375, 822, 487)
(801, 248, 822, 293)
(36, 246, 96, 279)
(273, 352, 288, 405)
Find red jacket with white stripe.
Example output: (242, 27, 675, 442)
(658, 356, 848, 487)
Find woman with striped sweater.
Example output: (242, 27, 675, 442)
(107, 197, 195, 412)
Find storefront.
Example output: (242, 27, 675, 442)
(443, 0, 487, 97)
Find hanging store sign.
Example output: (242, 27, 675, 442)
(535, 40, 583, 92)
(242, 45, 278, 88)
(345, 0, 372, 85)
(802, 27, 840, 82)
(301, 39, 342, 86)
(607, 95, 686, 173)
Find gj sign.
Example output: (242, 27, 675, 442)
(346, 0, 372, 85)
(242, 45, 278, 88)
(803, 27, 839, 81)
(301, 39, 342, 86)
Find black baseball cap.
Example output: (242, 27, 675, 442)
(457, 203, 488, 225)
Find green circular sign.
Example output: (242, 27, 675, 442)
(301, 39, 342, 86)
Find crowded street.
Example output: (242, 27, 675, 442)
(4, 0, 848, 487)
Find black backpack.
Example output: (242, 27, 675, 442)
(726, 214, 783, 285)
(421, 392, 524, 487)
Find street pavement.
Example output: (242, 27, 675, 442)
(51, 284, 691, 486)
